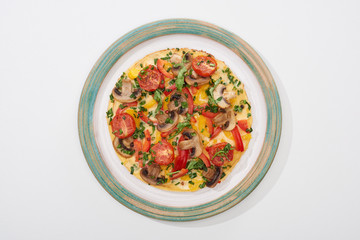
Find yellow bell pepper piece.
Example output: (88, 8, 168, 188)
(128, 68, 140, 80)
(143, 95, 156, 109)
(197, 115, 210, 138)
(194, 84, 209, 106)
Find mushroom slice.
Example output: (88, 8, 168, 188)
(170, 52, 193, 76)
(178, 129, 203, 158)
(112, 78, 141, 103)
(167, 91, 188, 115)
(183, 52, 193, 69)
(140, 163, 163, 185)
(156, 111, 179, 132)
(213, 109, 236, 131)
(213, 84, 236, 108)
(202, 165, 222, 188)
(113, 136, 135, 158)
(170, 54, 182, 77)
(185, 68, 211, 86)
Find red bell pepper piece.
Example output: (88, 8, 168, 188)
(160, 126, 177, 138)
(231, 126, 244, 152)
(190, 86, 198, 95)
(206, 117, 214, 136)
(158, 77, 165, 89)
(142, 130, 151, 152)
(199, 153, 211, 167)
(138, 111, 157, 125)
(164, 85, 176, 96)
(237, 119, 249, 132)
(157, 59, 174, 79)
(173, 149, 189, 171)
(116, 101, 138, 114)
(211, 126, 222, 139)
(199, 104, 219, 118)
(190, 116, 196, 124)
(183, 87, 194, 114)
(170, 168, 188, 180)
(133, 139, 143, 163)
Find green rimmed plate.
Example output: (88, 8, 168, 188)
(78, 19, 281, 221)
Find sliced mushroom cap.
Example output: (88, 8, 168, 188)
(213, 84, 236, 108)
(213, 109, 236, 131)
(156, 110, 179, 132)
(185, 69, 211, 86)
(140, 163, 162, 185)
(112, 78, 141, 103)
(170, 52, 193, 76)
(167, 91, 188, 115)
(113, 136, 135, 158)
(170, 54, 182, 77)
(178, 129, 203, 158)
(183, 52, 193, 69)
(202, 165, 222, 188)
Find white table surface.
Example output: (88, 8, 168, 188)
(1, 0, 360, 239)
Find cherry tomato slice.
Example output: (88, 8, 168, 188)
(137, 65, 161, 92)
(192, 56, 217, 77)
(206, 142, 234, 166)
(157, 59, 174, 79)
(152, 141, 175, 165)
(111, 113, 136, 139)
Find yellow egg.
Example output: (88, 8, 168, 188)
(124, 108, 140, 127)
(128, 68, 140, 80)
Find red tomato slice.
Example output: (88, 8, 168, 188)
(206, 142, 234, 166)
(111, 113, 136, 139)
(157, 59, 174, 79)
(137, 65, 161, 92)
(152, 141, 174, 165)
(192, 56, 217, 77)
(237, 120, 249, 132)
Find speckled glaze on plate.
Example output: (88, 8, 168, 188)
(78, 19, 281, 221)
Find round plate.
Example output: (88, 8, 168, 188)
(78, 19, 281, 221)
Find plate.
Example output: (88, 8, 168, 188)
(78, 19, 281, 221)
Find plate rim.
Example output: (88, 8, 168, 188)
(78, 18, 282, 221)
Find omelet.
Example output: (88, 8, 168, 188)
(106, 48, 253, 192)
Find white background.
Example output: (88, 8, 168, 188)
(1, 0, 359, 239)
